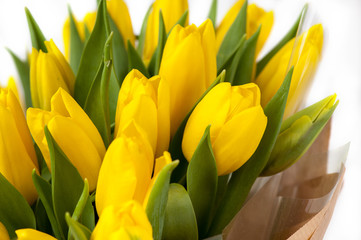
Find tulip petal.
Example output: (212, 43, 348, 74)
(15, 229, 56, 240)
(0, 106, 38, 204)
(95, 135, 152, 216)
(48, 116, 102, 191)
(182, 83, 231, 161)
(213, 106, 267, 175)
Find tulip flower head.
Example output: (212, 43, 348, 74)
(30, 39, 75, 110)
(97, 120, 173, 216)
(255, 24, 323, 118)
(27, 88, 105, 191)
(143, 0, 189, 63)
(91, 201, 153, 240)
(216, 1, 274, 55)
(63, 12, 96, 60)
(0, 88, 38, 204)
(114, 69, 170, 157)
(182, 82, 267, 176)
(160, 19, 217, 136)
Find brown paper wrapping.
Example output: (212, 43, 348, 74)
(220, 121, 348, 240)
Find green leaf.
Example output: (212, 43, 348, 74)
(162, 184, 198, 240)
(34, 199, 52, 235)
(66, 213, 91, 240)
(146, 161, 179, 240)
(6, 49, 32, 108)
(217, 0, 247, 71)
(148, 10, 167, 76)
(74, 0, 110, 107)
(25, 7, 47, 52)
(108, 73, 120, 126)
(208, 67, 294, 236)
(262, 94, 338, 176)
(84, 33, 113, 147)
(222, 35, 246, 83)
(170, 71, 225, 183)
(0, 173, 36, 238)
(256, 4, 308, 76)
(128, 41, 150, 77)
(32, 170, 64, 240)
(68, 6, 84, 75)
(45, 126, 94, 237)
(187, 126, 218, 237)
(231, 26, 260, 85)
(108, 14, 128, 85)
(208, 0, 218, 27)
(172, 10, 189, 30)
(137, 5, 153, 56)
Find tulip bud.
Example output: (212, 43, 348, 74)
(143, 0, 189, 63)
(114, 69, 170, 157)
(107, 0, 135, 46)
(27, 88, 105, 191)
(91, 202, 153, 240)
(160, 19, 217, 136)
(64, 0, 134, 59)
(30, 39, 75, 110)
(182, 82, 267, 176)
(216, 1, 274, 55)
(262, 94, 338, 176)
(0, 88, 38, 204)
(0, 222, 9, 240)
(63, 11, 96, 59)
(15, 229, 56, 240)
(255, 24, 323, 118)
(96, 121, 154, 216)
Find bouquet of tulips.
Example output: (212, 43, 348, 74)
(0, 0, 340, 239)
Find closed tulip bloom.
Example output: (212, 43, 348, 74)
(63, 12, 96, 60)
(0, 88, 38, 204)
(255, 24, 323, 118)
(160, 19, 217, 136)
(114, 69, 170, 157)
(27, 88, 105, 191)
(0, 222, 9, 240)
(91, 201, 153, 240)
(15, 229, 56, 240)
(216, 1, 274, 55)
(107, 0, 135, 46)
(182, 82, 267, 176)
(143, 0, 189, 63)
(30, 39, 75, 110)
(96, 121, 153, 216)
(64, 0, 133, 59)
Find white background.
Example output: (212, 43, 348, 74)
(0, 0, 360, 239)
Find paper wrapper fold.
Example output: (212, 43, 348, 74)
(218, 122, 348, 240)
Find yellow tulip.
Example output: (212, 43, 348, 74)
(143, 0, 189, 63)
(159, 19, 217, 136)
(63, 12, 95, 60)
(216, 1, 274, 55)
(0, 88, 38, 204)
(63, 0, 134, 59)
(27, 88, 105, 191)
(6, 76, 20, 102)
(255, 24, 323, 118)
(182, 82, 267, 176)
(96, 121, 153, 216)
(114, 69, 170, 157)
(15, 229, 56, 240)
(96, 120, 173, 216)
(30, 39, 75, 110)
(107, 0, 135, 46)
(91, 201, 153, 240)
(0, 222, 9, 240)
